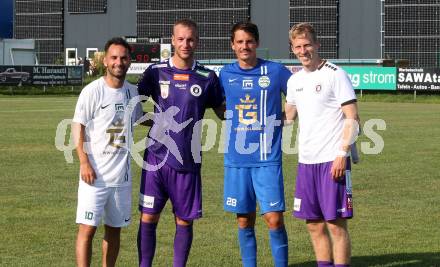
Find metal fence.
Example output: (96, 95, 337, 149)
(382, 0, 440, 67)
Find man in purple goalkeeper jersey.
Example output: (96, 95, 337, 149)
(136, 19, 224, 267)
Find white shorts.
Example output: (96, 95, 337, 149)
(76, 180, 132, 227)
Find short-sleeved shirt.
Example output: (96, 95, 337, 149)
(285, 61, 357, 164)
(73, 77, 143, 187)
(137, 59, 223, 172)
(219, 59, 292, 167)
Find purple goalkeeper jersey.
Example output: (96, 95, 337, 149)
(137, 59, 223, 172)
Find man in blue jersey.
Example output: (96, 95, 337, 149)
(136, 19, 224, 267)
(219, 21, 291, 267)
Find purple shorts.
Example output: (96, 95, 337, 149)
(139, 152, 202, 220)
(293, 159, 353, 221)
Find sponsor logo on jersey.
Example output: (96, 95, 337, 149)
(140, 194, 155, 208)
(235, 94, 258, 125)
(101, 103, 111, 109)
(315, 84, 322, 93)
(258, 76, 270, 88)
(242, 79, 253, 89)
(152, 63, 167, 69)
(173, 74, 190, 81)
(293, 198, 301, 211)
(190, 84, 202, 97)
(296, 87, 303, 92)
(228, 78, 238, 83)
(196, 69, 210, 77)
(159, 81, 169, 98)
(107, 122, 125, 148)
(175, 83, 187, 89)
(115, 103, 124, 111)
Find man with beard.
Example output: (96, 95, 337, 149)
(73, 37, 142, 267)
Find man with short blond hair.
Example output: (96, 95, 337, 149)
(285, 22, 359, 267)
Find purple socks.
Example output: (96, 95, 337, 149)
(138, 221, 157, 267)
(138, 222, 193, 267)
(317, 261, 333, 267)
(173, 224, 193, 267)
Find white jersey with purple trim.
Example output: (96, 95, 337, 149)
(286, 61, 356, 164)
(73, 77, 143, 187)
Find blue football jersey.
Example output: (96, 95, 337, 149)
(220, 59, 292, 167)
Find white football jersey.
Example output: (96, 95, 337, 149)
(286, 61, 356, 164)
(73, 77, 143, 187)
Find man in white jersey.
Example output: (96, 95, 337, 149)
(72, 37, 142, 267)
(284, 23, 359, 267)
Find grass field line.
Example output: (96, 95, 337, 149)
(0, 97, 77, 102)
(0, 109, 73, 113)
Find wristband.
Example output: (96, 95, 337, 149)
(336, 150, 349, 157)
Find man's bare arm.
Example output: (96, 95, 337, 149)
(72, 122, 96, 185)
(283, 103, 298, 125)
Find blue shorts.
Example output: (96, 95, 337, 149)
(223, 165, 285, 214)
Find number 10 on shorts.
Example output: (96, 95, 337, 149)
(85, 211, 94, 220)
(226, 197, 237, 207)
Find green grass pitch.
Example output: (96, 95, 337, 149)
(0, 96, 439, 266)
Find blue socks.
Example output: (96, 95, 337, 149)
(138, 221, 157, 267)
(269, 226, 288, 267)
(173, 224, 193, 267)
(238, 227, 257, 267)
(238, 226, 289, 267)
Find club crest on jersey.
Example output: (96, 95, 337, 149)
(159, 81, 170, 99)
(315, 84, 322, 93)
(190, 84, 202, 97)
(258, 76, 270, 88)
(242, 79, 253, 90)
(173, 74, 189, 81)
